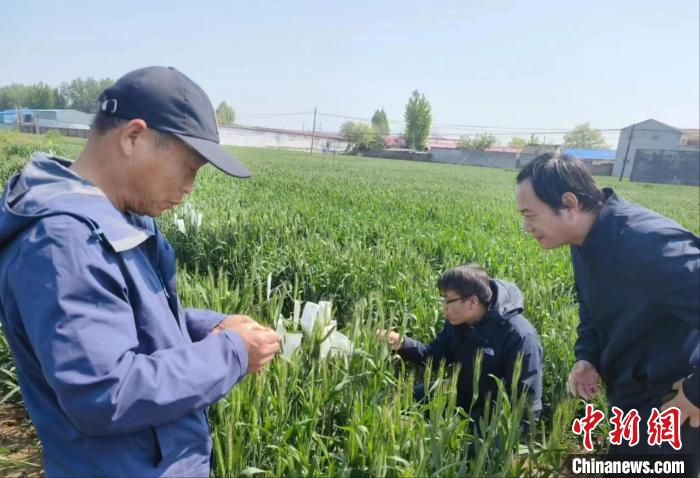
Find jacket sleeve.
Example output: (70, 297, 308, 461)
(183, 308, 226, 342)
(684, 352, 699, 407)
(504, 329, 543, 423)
(152, 225, 226, 343)
(398, 322, 454, 366)
(571, 250, 601, 371)
(650, 231, 700, 407)
(9, 217, 249, 436)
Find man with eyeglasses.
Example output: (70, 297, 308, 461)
(378, 264, 543, 429)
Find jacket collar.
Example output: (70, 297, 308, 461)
(579, 187, 618, 255)
(5, 155, 154, 252)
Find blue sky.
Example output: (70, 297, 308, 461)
(3, 0, 698, 146)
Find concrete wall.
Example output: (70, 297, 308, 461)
(430, 149, 540, 171)
(362, 149, 431, 161)
(613, 124, 682, 178)
(420, 148, 613, 175)
(431, 148, 519, 168)
(630, 149, 700, 186)
(219, 125, 349, 153)
(587, 161, 614, 176)
(18, 125, 90, 138)
(47, 109, 94, 127)
(3, 109, 93, 134)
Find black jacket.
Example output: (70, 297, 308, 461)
(572, 188, 699, 409)
(399, 279, 543, 420)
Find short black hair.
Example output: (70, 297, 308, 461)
(516, 153, 605, 213)
(90, 111, 173, 148)
(437, 264, 493, 305)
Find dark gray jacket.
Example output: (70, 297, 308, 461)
(399, 279, 543, 421)
(572, 188, 699, 409)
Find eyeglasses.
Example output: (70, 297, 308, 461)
(439, 296, 464, 306)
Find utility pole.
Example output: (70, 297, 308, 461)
(17, 106, 26, 133)
(309, 107, 317, 154)
(618, 123, 636, 181)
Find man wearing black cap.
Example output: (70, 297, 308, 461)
(0, 66, 279, 477)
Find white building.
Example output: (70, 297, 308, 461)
(218, 125, 350, 153)
(613, 119, 699, 178)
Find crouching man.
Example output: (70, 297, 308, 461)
(379, 264, 543, 430)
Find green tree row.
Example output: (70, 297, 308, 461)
(341, 91, 434, 152)
(461, 124, 609, 151)
(0, 78, 113, 113)
(1, 79, 240, 127)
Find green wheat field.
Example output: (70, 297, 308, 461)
(1, 131, 698, 477)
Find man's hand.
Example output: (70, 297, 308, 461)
(377, 329, 403, 351)
(212, 314, 256, 335)
(567, 360, 600, 401)
(661, 379, 700, 428)
(213, 315, 280, 374)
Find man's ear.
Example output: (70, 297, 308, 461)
(561, 192, 580, 216)
(469, 296, 480, 308)
(119, 119, 148, 157)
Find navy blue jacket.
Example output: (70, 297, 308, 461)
(399, 279, 543, 420)
(572, 188, 699, 409)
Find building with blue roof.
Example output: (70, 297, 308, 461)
(1, 109, 93, 137)
(563, 148, 616, 161)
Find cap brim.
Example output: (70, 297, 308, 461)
(174, 133, 251, 178)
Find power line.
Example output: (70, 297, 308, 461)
(11, 107, 691, 138)
(33, 115, 687, 139)
(237, 111, 314, 118)
(9, 106, 695, 144)
(317, 112, 592, 136)
(432, 122, 572, 132)
(318, 112, 573, 132)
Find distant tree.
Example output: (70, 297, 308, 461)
(53, 87, 68, 108)
(60, 77, 114, 113)
(340, 121, 384, 151)
(509, 136, 528, 149)
(458, 133, 498, 150)
(215, 101, 236, 125)
(562, 122, 608, 149)
(509, 133, 545, 148)
(404, 90, 431, 150)
(371, 108, 390, 136)
(0, 84, 31, 110)
(0, 82, 66, 110)
(528, 133, 545, 146)
(24, 82, 51, 109)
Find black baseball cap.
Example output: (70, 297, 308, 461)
(98, 66, 250, 178)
